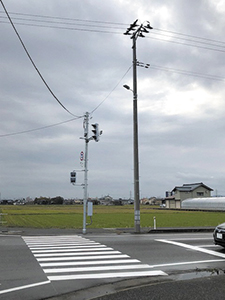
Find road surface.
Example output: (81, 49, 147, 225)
(0, 230, 225, 299)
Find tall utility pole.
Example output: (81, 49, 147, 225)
(124, 20, 153, 233)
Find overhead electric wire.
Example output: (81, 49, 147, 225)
(154, 27, 225, 46)
(0, 66, 133, 137)
(0, 20, 122, 35)
(1, 20, 225, 54)
(0, 66, 132, 138)
(0, 116, 82, 138)
(149, 64, 225, 81)
(2, 61, 221, 139)
(150, 31, 225, 50)
(0, 10, 126, 26)
(90, 65, 132, 114)
(1, 11, 225, 53)
(0, 10, 124, 34)
(147, 35, 225, 54)
(0, 15, 124, 30)
(1, 8, 225, 131)
(0, 1, 80, 118)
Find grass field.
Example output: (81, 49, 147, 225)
(0, 205, 225, 229)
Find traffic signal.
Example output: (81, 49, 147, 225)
(70, 171, 76, 183)
(91, 123, 100, 142)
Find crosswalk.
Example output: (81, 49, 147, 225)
(22, 235, 167, 281)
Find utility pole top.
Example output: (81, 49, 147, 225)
(124, 20, 153, 40)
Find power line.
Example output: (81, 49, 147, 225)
(0, 1, 79, 118)
(0, 66, 132, 138)
(150, 31, 225, 50)
(147, 35, 225, 54)
(150, 64, 225, 81)
(90, 65, 132, 114)
(1, 11, 225, 53)
(2, 18, 225, 54)
(0, 20, 122, 35)
(0, 116, 82, 138)
(0, 10, 126, 26)
(2, 62, 222, 139)
(1, 8, 225, 116)
(1, 11, 224, 49)
(0, 11, 124, 34)
(0, 14, 124, 30)
(154, 27, 225, 46)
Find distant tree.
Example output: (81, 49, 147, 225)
(34, 197, 50, 205)
(50, 196, 64, 205)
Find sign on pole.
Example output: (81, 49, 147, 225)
(80, 151, 84, 161)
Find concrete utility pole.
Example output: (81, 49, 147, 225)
(124, 20, 153, 233)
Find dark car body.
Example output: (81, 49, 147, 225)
(213, 222, 225, 247)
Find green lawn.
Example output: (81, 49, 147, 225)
(0, 205, 224, 229)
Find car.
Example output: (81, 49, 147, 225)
(213, 222, 225, 247)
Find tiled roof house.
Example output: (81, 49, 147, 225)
(165, 182, 213, 209)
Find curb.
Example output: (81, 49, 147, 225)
(148, 227, 215, 233)
(0, 226, 215, 235)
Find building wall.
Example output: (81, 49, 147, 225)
(176, 200, 181, 208)
(192, 186, 211, 198)
(165, 199, 181, 209)
(174, 190, 191, 201)
(174, 187, 211, 202)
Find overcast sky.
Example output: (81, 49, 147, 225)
(1, 0, 225, 200)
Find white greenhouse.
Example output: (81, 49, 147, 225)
(181, 197, 225, 210)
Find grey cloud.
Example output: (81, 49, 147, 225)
(1, 0, 225, 199)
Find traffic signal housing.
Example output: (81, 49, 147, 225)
(70, 171, 76, 183)
(91, 123, 100, 142)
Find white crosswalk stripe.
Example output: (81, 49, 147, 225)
(23, 235, 167, 281)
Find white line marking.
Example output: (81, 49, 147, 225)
(0, 280, 50, 295)
(198, 245, 218, 248)
(48, 270, 167, 281)
(156, 239, 225, 259)
(37, 254, 130, 262)
(32, 247, 111, 253)
(26, 240, 97, 244)
(30, 244, 102, 250)
(44, 264, 151, 273)
(169, 238, 213, 241)
(148, 259, 225, 268)
(40, 259, 140, 267)
(34, 250, 121, 257)
(25, 242, 97, 246)
(23, 235, 86, 240)
(22, 236, 168, 281)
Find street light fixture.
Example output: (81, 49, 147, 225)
(124, 20, 153, 233)
(123, 84, 132, 91)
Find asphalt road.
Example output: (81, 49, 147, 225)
(92, 275, 225, 300)
(0, 229, 225, 299)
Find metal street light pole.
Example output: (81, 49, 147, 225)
(80, 112, 102, 234)
(83, 112, 89, 235)
(124, 20, 153, 233)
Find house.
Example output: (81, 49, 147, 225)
(165, 182, 213, 209)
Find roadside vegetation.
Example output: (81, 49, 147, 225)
(0, 205, 224, 229)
